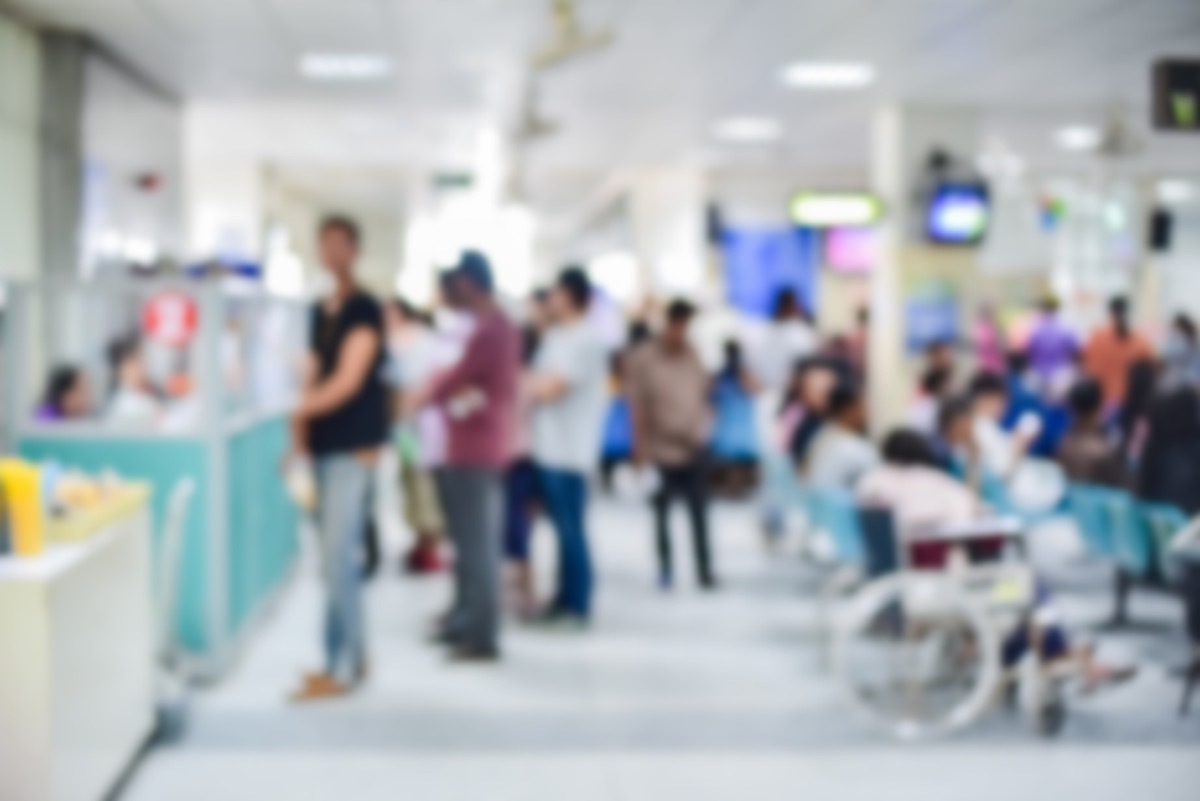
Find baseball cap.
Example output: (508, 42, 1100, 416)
(452, 250, 494, 294)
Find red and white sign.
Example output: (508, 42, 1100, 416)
(142, 292, 199, 346)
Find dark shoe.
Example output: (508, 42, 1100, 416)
(531, 609, 589, 632)
(447, 646, 501, 664)
(700, 577, 720, 591)
(658, 571, 674, 591)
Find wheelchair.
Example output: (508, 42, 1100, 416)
(829, 511, 1074, 740)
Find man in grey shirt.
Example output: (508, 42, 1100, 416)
(529, 267, 609, 625)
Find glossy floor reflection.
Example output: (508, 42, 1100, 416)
(122, 499, 1200, 800)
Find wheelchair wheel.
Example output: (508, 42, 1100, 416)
(832, 571, 1001, 740)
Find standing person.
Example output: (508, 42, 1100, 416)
(751, 291, 819, 541)
(1025, 297, 1079, 394)
(1083, 296, 1154, 411)
(1163, 312, 1200, 389)
(847, 306, 870, 380)
(1116, 358, 1159, 465)
(384, 299, 447, 575)
(626, 299, 718, 590)
(528, 268, 609, 626)
(753, 288, 818, 397)
(289, 215, 389, 701)
(1140, 386, 1200, 515)
(504, 322, 544, 619)
(415, 251, 520, 662)
(973, 302, 1007, 375)
(710, 340, 761, 496)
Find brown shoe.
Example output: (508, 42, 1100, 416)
(290, 673, 353, 702)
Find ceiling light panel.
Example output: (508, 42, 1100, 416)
(300, 54, 393, 81)
(781, 62, 875, 89)
(713, 117, 782, 142)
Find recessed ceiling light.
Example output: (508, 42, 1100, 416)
(713, 117, 782, 142)
(781, 62, 874, 89)
(300, 53, 393, 81)
(1158, 179, 1195, 205)
(1055, 125, 1101, 151)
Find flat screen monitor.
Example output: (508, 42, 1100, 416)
(926, 183, 990, 245)
(824, 226, 876, 273)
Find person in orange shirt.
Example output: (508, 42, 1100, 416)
(1083, 297, 1155, 410)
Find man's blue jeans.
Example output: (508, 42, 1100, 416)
(314, 454, 373, 684)
(538, 467, 592, 617)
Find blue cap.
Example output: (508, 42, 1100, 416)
(453, 250, 494, 294)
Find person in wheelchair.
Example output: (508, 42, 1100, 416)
(857, 429, 1135, 694)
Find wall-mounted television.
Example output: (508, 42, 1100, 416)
(926, 182, 990, 245)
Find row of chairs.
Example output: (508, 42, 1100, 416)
(766, 455, 1193, 630)
(1066, 484, 1188, 626)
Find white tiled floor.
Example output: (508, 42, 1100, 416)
(122, 500, 1200, 800)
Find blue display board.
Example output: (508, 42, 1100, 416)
(905, 278, 959, 352)
(721, 226, 819, 318)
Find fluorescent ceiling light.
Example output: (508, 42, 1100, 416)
(1158, 179, 1195, 205)
(790, 192, 882, 227)
(1055, 125, 1101, 151)
(300, 53, 393, 81)
(781, 62, 874, 89)
(713, 117, 782, 142)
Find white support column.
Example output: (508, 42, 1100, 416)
(629, 168, 710, 300)
(0, 12, 41, 284)
(868, 104, 979, 435)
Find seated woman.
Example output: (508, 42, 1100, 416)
(805, 381, 878, 491)
(858, 429, 1134, 692)
(1057, 378, 1129, 488)
(35, 365, 93, 422)
(105, 336, 161, 424)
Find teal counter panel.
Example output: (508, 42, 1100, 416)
(18, 437, 213, 654)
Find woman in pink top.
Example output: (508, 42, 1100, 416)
(973, 303, 1007, 375)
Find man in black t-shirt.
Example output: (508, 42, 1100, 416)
(289, 215, 388, 701)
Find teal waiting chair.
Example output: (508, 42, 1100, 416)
(1140, 502, 1189, 584)
(1067, 483, 1118, 560)
(807, 485, 864, 567)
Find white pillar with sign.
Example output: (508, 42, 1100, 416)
(868, 105, 980, 435)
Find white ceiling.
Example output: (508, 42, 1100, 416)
(11, 0, 1200, 184)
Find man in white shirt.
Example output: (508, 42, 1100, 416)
(750, 289, 817, 540)
(968, 372, 1037, 479)
(529, 267, 609, 625)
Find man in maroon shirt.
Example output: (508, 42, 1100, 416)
(413, 251, 520, 661)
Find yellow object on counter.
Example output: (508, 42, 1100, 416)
(0, 458, 44, 557)
(45, 483, 152, 544)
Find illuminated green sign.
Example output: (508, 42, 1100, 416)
(1153, 60, 1200, 132)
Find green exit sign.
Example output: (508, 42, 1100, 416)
(1153, 59, 1200, 131)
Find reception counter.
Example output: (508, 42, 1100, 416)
(0, 503, 155, 801)
(4, 279, 305, 679)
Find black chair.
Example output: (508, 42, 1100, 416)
(1178, 555, 1200, 716)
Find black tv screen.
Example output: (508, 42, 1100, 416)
(926, 183, 990, 245)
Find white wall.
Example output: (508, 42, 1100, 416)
(0, 12, 40, 282)
(81, 54, 184, 274)
(1158, 203, 1200, 328)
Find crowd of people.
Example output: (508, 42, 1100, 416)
(276, 211, 1200, 701)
